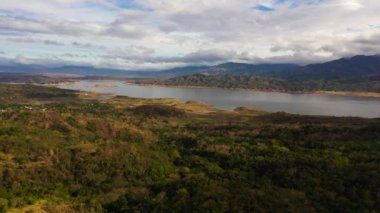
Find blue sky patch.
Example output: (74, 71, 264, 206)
(254, 5, 275, 12)
(275, 0, 286, 4)
(112, 0, 153, 11)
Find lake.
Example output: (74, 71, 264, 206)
(57, 80, 380, 118)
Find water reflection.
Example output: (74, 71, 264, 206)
(57, 80, 380, 118)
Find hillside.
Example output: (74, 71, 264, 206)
(149, 55, 380, 93)
(199, 62, 299, 76)
(0, 65, 209, 78)
(0, 63, 296, 79)
(273, 55, 380, 81)
(47, 66, 208, 78)
(0, 84, 380, 212)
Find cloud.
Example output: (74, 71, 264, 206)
(62, 53, 89, 58)
(0, 54, 90, 67)
(71, 41, 106, 49)
(269, 33, 380, 60)
(0, 0, 379, 70)
(0, 11, 155, 40)
(0, 15, 105, 36)
(162, 49, 253, 64)
(8, 37, 64, 46)
(104, 48, 255, 65)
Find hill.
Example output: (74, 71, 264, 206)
(201, 62, 299, 76)
(0, 83, 380, 212)
(0, 64, 209, 78)
(151, 55, 380, 93)
(46, 66, 208, 78)
(2, 55, 380, 92)
(273, 55, 380, 81)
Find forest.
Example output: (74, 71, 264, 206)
(153, 74, 380, 93)
(0, 84, 379, 212)
(138, 55, 380, 93)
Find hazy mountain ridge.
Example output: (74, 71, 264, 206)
(0, 62, 299, 78)
(0, 64, 210, 78)
(172, 55, 380, 79)
(201, 62, 299, 76)
(159, 55, 380, 92)
(272, 55, 380, 81)
(1, 55, 379, 92)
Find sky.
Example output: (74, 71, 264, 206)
(0, 0, 379, 70)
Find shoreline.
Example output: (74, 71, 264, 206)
(127, 82, 380, 98)
(43, 80, 380, 99)
(39, 80, 380, 118)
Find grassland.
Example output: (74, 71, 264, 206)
(0, 84, 379, 212)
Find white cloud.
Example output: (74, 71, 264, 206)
(8, 37, 65, 46)
(0, 0, 379, 70)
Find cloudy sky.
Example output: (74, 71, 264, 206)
(0, 0, 379, 70)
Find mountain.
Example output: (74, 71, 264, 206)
(0, 72, 60, 83)
(0, 72, 112, 84)
(0, 64, 210, 78)
(2, 55, 379, 91)
(153, 65, 209, 77)
(0, 62, 298, 78)
(200, 62, 299, 76)
(154, 55, 380, 93)
(273, 55, 380, 81)
(46, 66, 130, 76)
(0, 64, 46, 73)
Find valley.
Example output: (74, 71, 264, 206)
(56, 80, 380, 118)
(2, 1, 380, 212)
(0, 84, 379, 212)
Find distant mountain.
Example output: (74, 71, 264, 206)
(46, 66, 129, 76)
(274, 55, 380, 81)
(151, 63, 298, 78)
(154, 55, 380, 93)
(0, 62, 298, 78)
(0, 64, 210, 78)
(201, 62, 299, 76)
(154, 66, 209, 78)
(0, 64, 46, 73)
(2, 55, 379, 91)
(0, 72, 83, 83)
(0, 64, 129, 76)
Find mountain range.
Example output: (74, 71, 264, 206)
(150, 55, 380, 92)
(1, 55, 380, 92)
(270, 55, 380, 81)
(0, 64, 209, 78)
(1, 55, 378, 79)
(163, 55, 380, 79)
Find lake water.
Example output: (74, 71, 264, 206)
(57, 80, 380, 118)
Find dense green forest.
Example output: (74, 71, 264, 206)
(0, 84, 380, 212)
(155, 74, 380, 92)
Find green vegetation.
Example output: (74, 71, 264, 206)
(154, 73, 380, 92)
(155, 74, 294, 91)
(0, 84, 380, 212)
(140, 55, 380, 93)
